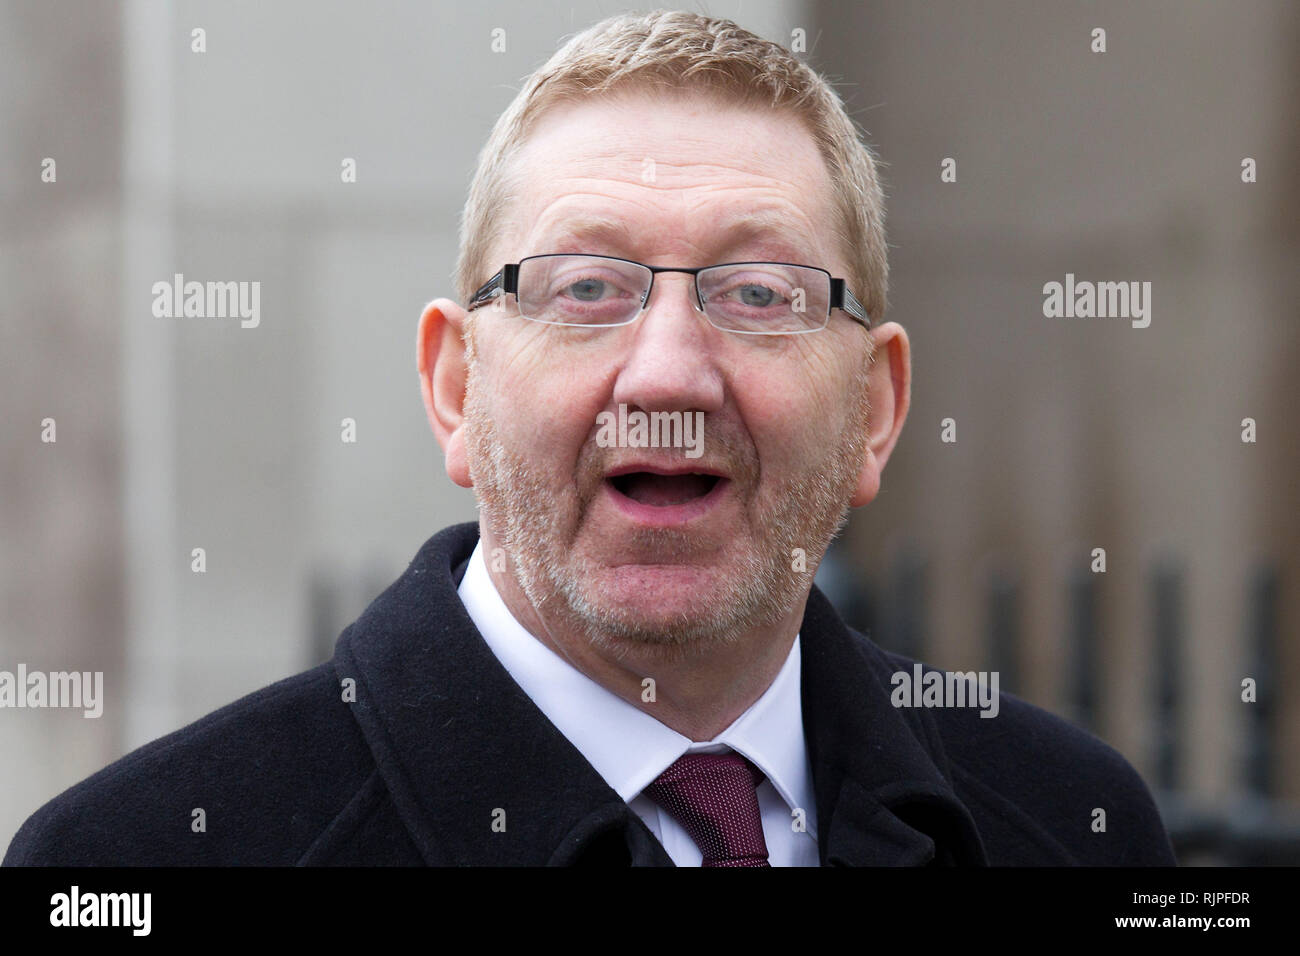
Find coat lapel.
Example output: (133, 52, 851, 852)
(333, 522, 672, 866)
(335, 522, 985, 866)
(800, 585, 988, 865)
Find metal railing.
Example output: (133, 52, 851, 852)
(817, 546, 1298, 865)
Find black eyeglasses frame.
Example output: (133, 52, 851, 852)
(465, 253, 871, 332)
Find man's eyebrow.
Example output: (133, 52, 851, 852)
(533, 210, 821, 260)
(535, 215, 634, 250)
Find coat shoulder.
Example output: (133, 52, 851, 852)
(869, 643, 1176, 865)
(4, 661, 379, 866)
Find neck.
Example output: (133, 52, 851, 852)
(478, 525, 805, 741)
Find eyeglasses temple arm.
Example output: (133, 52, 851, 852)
(466, 265, 520, 312)
(831, 279, 872, 330)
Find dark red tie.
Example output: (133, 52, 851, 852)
(642, 752, 772, 867)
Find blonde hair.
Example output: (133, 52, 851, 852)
(454, 9, 889, 324)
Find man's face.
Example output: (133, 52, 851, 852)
(462, 88, 876, 657)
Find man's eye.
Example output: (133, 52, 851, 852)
(723, 282, 786, 308)
(566, 277, 610, 301)
(548, 273, 632, 301)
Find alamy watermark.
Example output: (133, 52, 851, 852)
(1042, 273, 1151, 328)
(0, 665, 103, 718)
(595, 404, 704, 459)
(152, 273, 260, 328)
(890, 664, 1000, 718)
(50, 886, 150, 936)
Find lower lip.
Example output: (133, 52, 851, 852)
(601, 477, 732, 528)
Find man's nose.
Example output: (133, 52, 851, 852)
(610, 273, 726, 415)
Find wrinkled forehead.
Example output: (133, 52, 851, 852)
(497, 86, 841, 268)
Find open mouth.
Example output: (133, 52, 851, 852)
(606, 471, 724, 507)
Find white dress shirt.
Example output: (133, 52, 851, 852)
(456, 541, 820, 866)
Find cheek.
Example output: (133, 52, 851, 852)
(477, 333, 613, 466)
(731, 349, 855, 466)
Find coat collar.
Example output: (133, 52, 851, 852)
(334, 523, 986, 866)
(799, 586, 987, 865)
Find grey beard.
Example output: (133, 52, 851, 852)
(460, 335, 871, 661)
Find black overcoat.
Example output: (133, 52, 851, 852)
(4, 523, 1176, 866)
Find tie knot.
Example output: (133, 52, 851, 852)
(642, 752, 771, 867)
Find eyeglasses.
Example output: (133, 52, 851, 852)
(466, 253, 871, 335)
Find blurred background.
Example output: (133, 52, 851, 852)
(1, 0, 1296, 863)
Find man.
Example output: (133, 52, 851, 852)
(5, 10, 1174, 866)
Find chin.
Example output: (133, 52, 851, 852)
(574, 610, 742, 657)
(557, 564, 786, 655)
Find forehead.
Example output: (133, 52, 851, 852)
(503, 87, 839, 267)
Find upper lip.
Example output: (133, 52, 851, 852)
(603, 462, 730, 480)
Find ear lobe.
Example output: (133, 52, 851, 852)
(848, 322, 911, 508)
(849, 449, 882, 508)
(417, 298, 473, 488)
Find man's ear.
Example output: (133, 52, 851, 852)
(417, 298, 473, 488)
(850, 321, 911, 507)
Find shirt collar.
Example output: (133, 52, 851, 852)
(457, 541, 816, 837)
